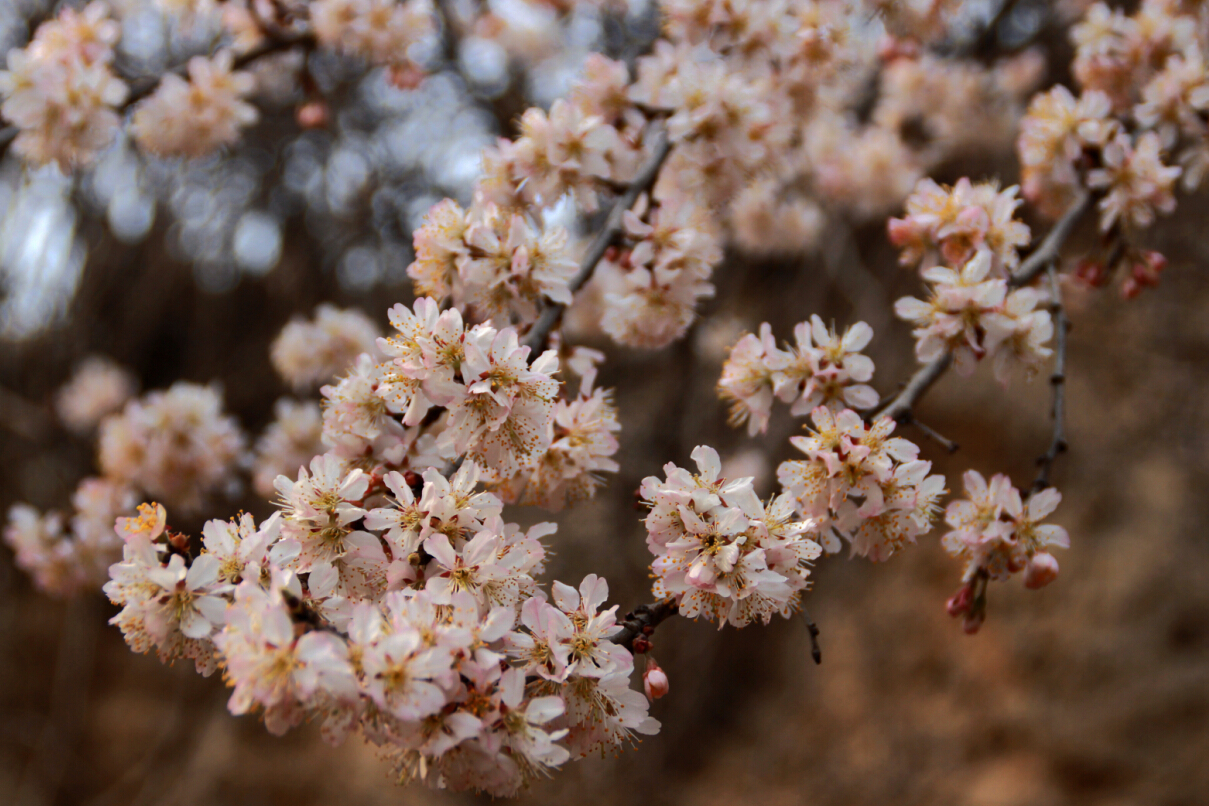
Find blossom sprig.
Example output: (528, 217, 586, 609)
(717, 316, 879, 437)
(100, 477, 659, 796)
(640, 446, 823, 628)
(98, 382, 247, 513)
(0, 1, 127, 168)
(889, 178, 1032, 274)
(777, 408, 945, 561)
(130, 50, 257, 159)
(894, 249, 1055, 382)
(941, 470, 1070, 633)
(1014, 0, 1204, 296)
(407, 198, 580, 326)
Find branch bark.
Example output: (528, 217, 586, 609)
(522, 124, 672, 352)
(608, 600, 679, 652)
(1009, 192, 1091, 288)
(1032, 263, 1069, 491)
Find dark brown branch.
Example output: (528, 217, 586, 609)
(522, 124, 672, 352)
(1010, 192, 1091, 288)
(800, 608, 822, 664)
(872, 351, 952, 423)
(1032, 263, 1069, 491)
(608, 600, 679, 652)
(434, 0, 463, 66)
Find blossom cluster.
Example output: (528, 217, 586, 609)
(98, 381, 247, 512)
(271, 304, 383, 391)
(941, 470, 1070, 632)
(717, 316, 879, 436)
(1015, 0, 1205, 294)
(0, 1, 127, 168)
(641, 446, 823, 628)
(888, 178, 1032, 273)
(776, 408, 945, 561)
(103, 460, 658, 796)
(131, 50, 258, 159)
(894, 250, 1054, 381)
(407, 198, 579, 327)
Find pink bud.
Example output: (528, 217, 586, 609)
(643, 659, 669, 700)
(962, 610, 985, 635)
(946, 584, 973, 617)
(1023, 552, 1060, 589)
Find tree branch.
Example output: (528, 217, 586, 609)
(1032, 262, 1069, 491)
(1010, 192, 1091, 288)
(522, 124, 672, 352)
(873, 351, 952, 423)
(608, 600, 678, 652)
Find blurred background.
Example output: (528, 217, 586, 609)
(3, 0, 1209, 804)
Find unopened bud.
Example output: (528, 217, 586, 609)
(1023, 552, 1060, 589)
(643, 658, 669, 700)
(946, 584, 974, 617)
(962, 609, 985, 635)
(168, 531, 190, 552)
(296, 101, 329, 130)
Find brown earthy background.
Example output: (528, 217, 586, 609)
(2, 176, 1208, 806)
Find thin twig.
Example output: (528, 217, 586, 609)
(608, 600, 679, 652)
(522, 124, 672, 352)
(1010, 192, 1091, 288)
(799, 608, 822, 665)
(905, 415, 959, 453)
(872, 351, 952, 423)
(1033, 262, 1069, 491)
(434, 0, 462, 66)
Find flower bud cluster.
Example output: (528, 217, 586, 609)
(777, 408, 945, 561)
(718, 316, 878, 437)
(0, 1, 127, 168)
(641, 446, 823, 628)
